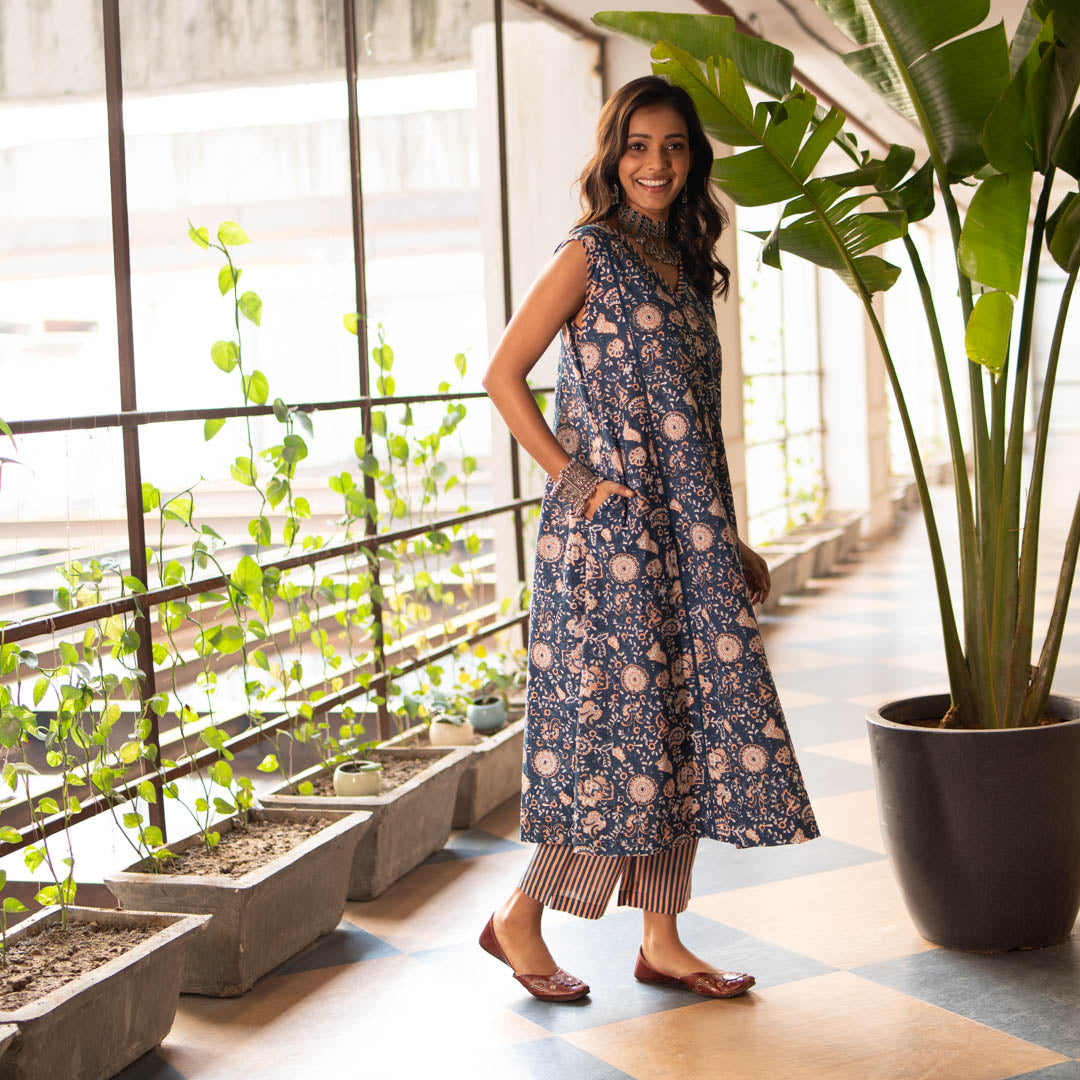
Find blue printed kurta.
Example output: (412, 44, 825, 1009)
(520, 222, 820, 856)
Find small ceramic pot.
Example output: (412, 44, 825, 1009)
(429, 718, 475, 746)
(468, 696, 507, 734)
(333, 759, 383, 797)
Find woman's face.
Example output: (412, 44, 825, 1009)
(615, 104, 692, 221)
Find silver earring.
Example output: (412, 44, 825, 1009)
(681, 186, 688, 205)
(611, 182, 620, 204)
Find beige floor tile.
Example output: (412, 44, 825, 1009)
(772, 686, 834, 709)
(474, 796, 523, 841)
(762, 617, 893, 642)
(162, 955, 548, 1078)
(689, 859, 936, 968)
(845, 682, 948, 708)
(564, 970, 1069, 1080)
(343, 849, 530, 952)
(805, 737, 872, 766)
(810, 789, 886, 854)
(765, 646, 863, 675)
(880, 650, 950, 674)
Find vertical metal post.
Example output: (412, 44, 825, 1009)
(343, 0, 389, 740)
(493, 0, 529, 649)
(101, 0, 164, 833)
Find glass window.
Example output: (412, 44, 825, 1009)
(736, 204, 825, 544)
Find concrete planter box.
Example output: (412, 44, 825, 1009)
(787, 523, 846, 578)
(758, 549, 800, 614)
(0, 906, 209, 1080)
(105, 808, 371, 996)
(822, 510, 866, 562)
(259, 746, 470, 900)
(382, 713, 526, 828)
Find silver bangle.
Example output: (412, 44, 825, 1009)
(551, 459, 600, 517)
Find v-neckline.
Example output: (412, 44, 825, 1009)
(603, 222, 683, 302)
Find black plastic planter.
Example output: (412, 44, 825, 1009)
(866, 693, 1080, 952)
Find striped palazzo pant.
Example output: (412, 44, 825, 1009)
(519, 839, 699, 919)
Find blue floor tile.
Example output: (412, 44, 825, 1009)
(1008, 1064, 1080, 1080)
(853, 934, 1080, 1057)
(475, 1036, 633, 1079)
(113, 1052, 188, 1080)
(423, 827, 526, 864)
(413, 908, 831, 1035)
(690, 835, 883, 894)
(795, 750, 875, 799)
(270, 919, 400, 976)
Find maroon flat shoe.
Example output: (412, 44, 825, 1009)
(634, 947, 755, 999)
(479, 914, 590, 1002)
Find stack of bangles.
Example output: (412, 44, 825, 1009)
(551, 458, 600, 517)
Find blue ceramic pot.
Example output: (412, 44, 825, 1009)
(468, 696, 507, 734)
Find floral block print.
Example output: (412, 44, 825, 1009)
(520, 223, 820, 856)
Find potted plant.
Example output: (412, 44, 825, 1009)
(333, 757, 383, 797)
(384, 649, 529, 829)
(0, 642, 210, 1080)
(257, 736, 470, 901)
(599, 3, 1080, 949)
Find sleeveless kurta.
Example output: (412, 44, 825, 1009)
(520, 222, 820, 857)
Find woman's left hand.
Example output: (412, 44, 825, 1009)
(739, 541, 771, 606)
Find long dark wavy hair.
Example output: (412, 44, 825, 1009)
(576, 75, 730, 299)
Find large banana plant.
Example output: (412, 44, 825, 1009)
(595, 4, 1080, 729)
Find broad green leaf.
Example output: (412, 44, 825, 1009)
(218, 264, 241, 295)
(965, 290, 1014, 372)
(141, 482, 160, 512)
(23, 846, 44, 872)
(818, 0, 1010, 181)
(343, 312, 360, 335)
(242, 369, 269, 405)
(282, 434, 308, 464)
(231, 555, 263, 597)
(217, 220, 250, 245)
(204, 417, 226, 441)
(257, 753, 279, 772)
(1054, 103, 1080, 178)
(36, 797, 59, 816)
(249, 515, 271, 546)
(238, 291, 262, 326)
(215, 624, 245, 653)
(1029, 41, 1080, 172)
(958, 169, 1034, 294)
(211, 340, 239, 372)
(0, 826, 21, 844)
(593, 11, 794, 97)
(138, 779, 157, 804)
(122, 811, 142, 829)
(3, 897, 26, 913)
(59, 641, 78, 666)
(188, 224, 209, 249)
(118, 740, 141, 764)
(33, 677, 49, 706)
(210, 759, 233, 787)
(230, 457, 257, 486)
(1047, 190, 1080, 270)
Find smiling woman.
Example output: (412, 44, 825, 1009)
(480, 74, 819, 1006)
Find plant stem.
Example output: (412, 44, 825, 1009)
(902, 235, 990, 720)
(1018, 263, 1079, 725)
(992, 167, 1053, 726)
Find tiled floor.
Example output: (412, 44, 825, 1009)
(117, 469, 1080, 1080)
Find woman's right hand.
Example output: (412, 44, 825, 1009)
(584, 479, 636, 521)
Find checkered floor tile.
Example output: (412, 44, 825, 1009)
(115, 466, 1080, 1079)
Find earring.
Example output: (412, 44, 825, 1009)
(611, 182, 620, 204)
(681, 186, 688, 205)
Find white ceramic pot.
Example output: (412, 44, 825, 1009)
(429, 719, 475, 746)
(333, 760, 383, 797)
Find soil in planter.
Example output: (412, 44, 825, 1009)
(306, 754, 434, 796)
(905, 709, 1071, 730)
(401, 730, 484, 747)
(0, 919, 157, 1011)
(159, 817, 331, 878)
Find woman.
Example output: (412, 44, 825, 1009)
(479, 75, 819, 1003)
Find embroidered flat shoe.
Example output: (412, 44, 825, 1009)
(479, 914, 590, 1002)
(634, 947, 755, 999)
